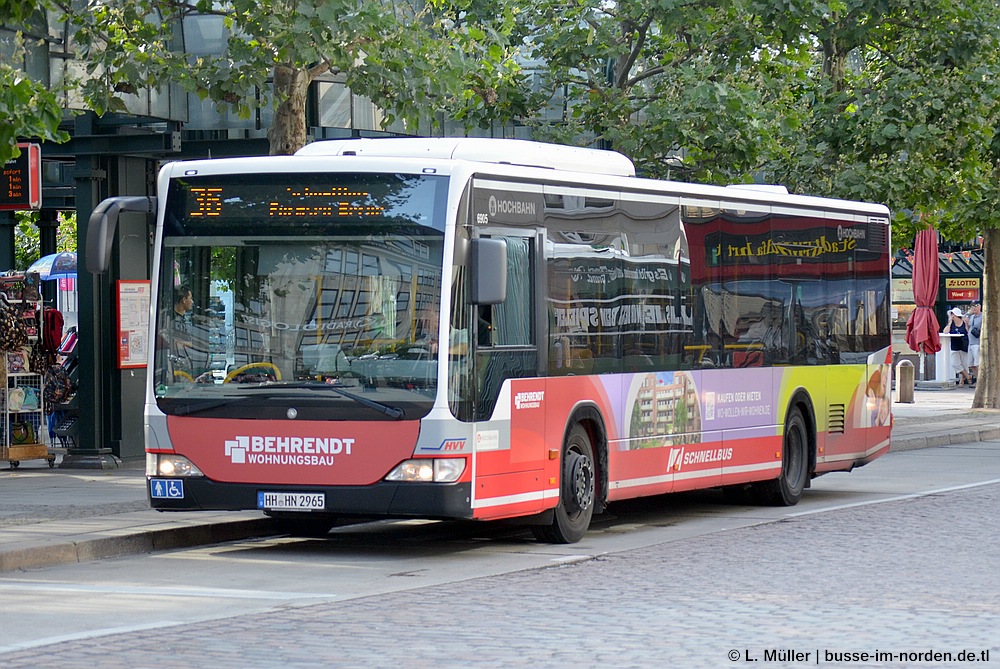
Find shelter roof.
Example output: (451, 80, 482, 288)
(892, 249, 984, 278)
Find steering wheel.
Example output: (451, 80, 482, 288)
(223, 362, 282, 384)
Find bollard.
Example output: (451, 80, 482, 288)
(896, 359, 915, 403)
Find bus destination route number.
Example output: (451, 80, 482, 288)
(257, 491, 326, 510)
(188, 186, 385, 218)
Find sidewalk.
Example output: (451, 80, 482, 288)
(890, 385, 1000, 450)
(0, 462, 277, 573)
(1, 386, 997, 573)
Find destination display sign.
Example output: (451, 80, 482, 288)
(0, 143, 42, 211)
(167, 172, 446, 229)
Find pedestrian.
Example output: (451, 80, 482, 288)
(966, 301, 982, 385)
(942, 307, 972, 386)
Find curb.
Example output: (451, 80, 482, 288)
(0, 516, 278, 574)
(890, 426, 1000, 452)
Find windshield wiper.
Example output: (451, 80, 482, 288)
(251, 382, 406, 420)
(325, 384, 406, 420)
(173, 399, 238, 416)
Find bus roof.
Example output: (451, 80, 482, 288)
(295, 137, 637, 178)
(164, 139, 887, 220)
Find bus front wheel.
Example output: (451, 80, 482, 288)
(532, 423, 596, 544)
(753, 406, 809, 506)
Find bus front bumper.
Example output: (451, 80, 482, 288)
(148, 477, 474, 520)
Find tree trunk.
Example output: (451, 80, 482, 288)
(972, 228, 998, 408)
(821, 38, 847, 93)
(267, 64, 311, 156)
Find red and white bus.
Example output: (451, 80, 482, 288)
(88, 138, 893, 542)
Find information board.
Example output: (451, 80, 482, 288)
(0, 143, 42, 211)
(117, 280, 151, 369)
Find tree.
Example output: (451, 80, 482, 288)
(12, 211, 77, 270)
(66, 0, 531, 155)
(0, 3, 69, 163)
(519, 0, 809, 181)
(750, 0, 1000, 409)
(522, 0, 1000, 409)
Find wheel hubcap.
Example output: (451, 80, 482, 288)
(566, 451, 595, 513)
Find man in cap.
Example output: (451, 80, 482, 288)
(966, 301, 982, 385)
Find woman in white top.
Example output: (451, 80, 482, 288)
(942, 307, 971, 386)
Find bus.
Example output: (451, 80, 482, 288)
(87, 138, 893, 543)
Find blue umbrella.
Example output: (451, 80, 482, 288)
(27, 251, 77, 280)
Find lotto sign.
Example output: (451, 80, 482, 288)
(945, 278, 980, 303)
(0, 143, 42, 211)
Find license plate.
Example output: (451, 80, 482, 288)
(257, 491, 325, 511)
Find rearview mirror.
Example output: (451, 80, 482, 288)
(471, 238, 507, 305)
(86, 196, 156, 273)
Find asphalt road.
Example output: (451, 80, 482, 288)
(1, 438, 998, 668)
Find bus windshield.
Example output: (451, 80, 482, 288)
(154, 172, 448, 421)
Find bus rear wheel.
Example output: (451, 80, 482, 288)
(532, 424, 595, 544)
(753, 407, 809, 506)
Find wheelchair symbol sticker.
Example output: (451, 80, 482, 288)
(150, 478, 185, 499)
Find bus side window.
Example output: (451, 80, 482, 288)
(487, 235, 532, 348)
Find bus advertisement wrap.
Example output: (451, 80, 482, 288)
(86, 138, 891, 543)
(485, 354, 891, 515)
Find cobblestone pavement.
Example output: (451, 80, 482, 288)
(3, 480, 997, 668)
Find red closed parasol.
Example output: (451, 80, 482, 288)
(904, 228, 941, 375)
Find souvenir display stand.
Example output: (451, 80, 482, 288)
(1, 273, 56, 469)
(51, 330, 80, 450)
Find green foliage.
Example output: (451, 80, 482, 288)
(12, 212, 38, 271)
(0, 29, 69, 164)
(12, 211, 77, 271)
(64, 0, 532, 152)
(521, 0, 1000, 250)
(521, 0, 810, 182)
(517, 0, 1000, 407)
(0, 0, 40, 25)
(753, 0, 1000, 246)
(7, 0, 1000, 250)
(345, 0, 534, 132)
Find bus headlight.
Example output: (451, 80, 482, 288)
(147, 453, 204, 477)
(385, 458, 465, 483)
